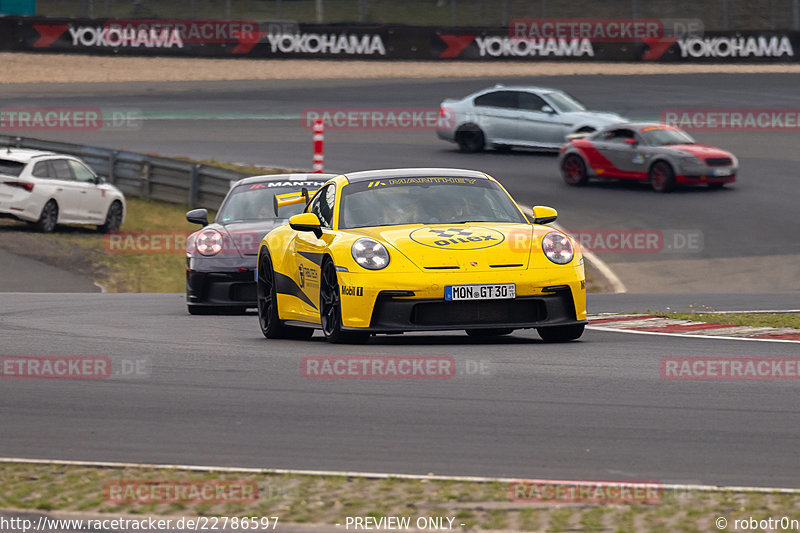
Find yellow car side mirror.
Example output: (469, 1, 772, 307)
(532, 206, 558, 225)
(289, 213, 323, 238)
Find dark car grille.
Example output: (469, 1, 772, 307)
(705, 157, 732, 167)
(230, 282, 257, 302)
(410, 300, 546, 326)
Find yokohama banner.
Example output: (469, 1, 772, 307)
(0, 16, 797, 62)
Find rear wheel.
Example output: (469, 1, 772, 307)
(649, 161, 676, 193)
(466, 328, 514, 337)
(561, 154, 588, 186)
(36, 200, 58, 233)
(257, 251, 313, 340)
(97, 201, 123, 233)
(456, 126, 485, 153)
(320, 259, 369, 344)
(537, 324, 585, 342)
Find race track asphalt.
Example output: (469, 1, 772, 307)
(2, 73, 799, 292)
(0, 292, 798, 488)
(1, 73, 799, 489)
(0, 248, 99, 293)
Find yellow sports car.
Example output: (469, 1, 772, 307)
(256, 168, 586, 344)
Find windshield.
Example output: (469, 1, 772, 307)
(544, 91, 586, 113)
(216, 180, 326, 223)
(0, 159, 25, 177)
(339, 176, 527, 229)
(640, 126, 696, 146)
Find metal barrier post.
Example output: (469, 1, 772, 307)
(109, 150, 118, 184)
(189, 164, 200, 207)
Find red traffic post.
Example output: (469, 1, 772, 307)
(312, 119, 324, 173)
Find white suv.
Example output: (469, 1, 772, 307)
(0, 148, 126, 233)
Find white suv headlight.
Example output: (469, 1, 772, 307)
(542, 232, 574, 265)
(352, 238, 390, 270)
(196, 229, 223, 256)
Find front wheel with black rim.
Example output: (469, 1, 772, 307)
(561, 154, 588, 186)
(97, 201, 123, 233)
(649, 161, 676, 193)
(257, 251, 313, 340)
(35, 200, 58, 233)
(320, 260, 369, 344)
(456, 126, 485, 153)
(537, 324, 585, 342)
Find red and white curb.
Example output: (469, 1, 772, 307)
(588, 314, 800, 343)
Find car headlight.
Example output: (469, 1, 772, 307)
(195, 229, 223, 256)
(542, 231, 574, 265)
(677, 152, 703, 166)
(352, 238, 390, 270)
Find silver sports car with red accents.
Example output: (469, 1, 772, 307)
(558, 122, 738, 192)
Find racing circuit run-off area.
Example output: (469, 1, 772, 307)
(1, 1, 800, 533)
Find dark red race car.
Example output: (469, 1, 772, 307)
(558, 122, 738, 192)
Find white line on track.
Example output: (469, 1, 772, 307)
(1, 457, 799, 494)
(688, 309, 800, 314)
(586, 325, 800, 343)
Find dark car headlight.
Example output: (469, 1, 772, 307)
(352, 238, 390, 270)
(542, 232, 574, 265)
(196, 229, 223, 256)
(677, 153, 703, 166)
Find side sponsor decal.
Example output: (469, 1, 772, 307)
(341, 285, 364, 296)
(274, 271, 317, 309)
(298, 264, 319, 289)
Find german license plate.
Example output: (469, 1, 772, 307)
(445, 283, 515, 301)
(713, 168, 732, 176)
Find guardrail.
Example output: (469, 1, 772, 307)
(0, 135, 253, 209)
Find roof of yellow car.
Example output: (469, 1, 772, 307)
(340, 168, 492, 183)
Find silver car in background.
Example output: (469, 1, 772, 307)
(437, 85, 626, 153)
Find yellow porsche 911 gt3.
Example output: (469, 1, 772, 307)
(256, 168, 587, 344)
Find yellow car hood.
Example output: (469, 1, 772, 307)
(353, 223, 534, 272)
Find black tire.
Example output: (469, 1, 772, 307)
(561, 154, 588, 186)
(456, 126, 485, 153)
(35, 200, 58, 233)
(97, 201, 123, 233)
(320, 259, 369, 344)
(466, 328, 514, 337)
(257, 251, 314, 340)
(537, 324, 585, 342)
(649, 161, 676, 193)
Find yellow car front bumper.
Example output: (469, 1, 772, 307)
(335, 267, 586, 332)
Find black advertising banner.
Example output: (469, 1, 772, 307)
(1, 16, 798, 62)
(1, 17, 406, 59)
